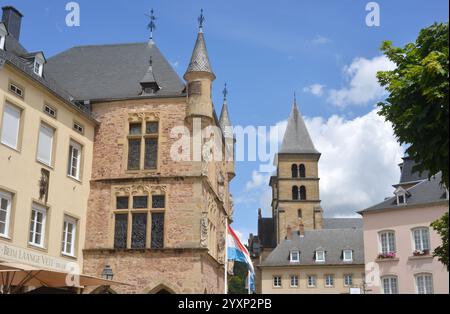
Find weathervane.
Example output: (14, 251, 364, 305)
(198, 9, 205, 31)
(223, 83, 228, 102)
(146, 9, 157, 40)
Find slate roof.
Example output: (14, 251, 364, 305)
(45, 42, 185, 101)
(0, 34, 94, 120)
(360, 172, 448, 214)
(398, 156, 430, 185)
(279, 102, 319, 154)
(323, 218, 363, 230)
(260, 228, 364, 267)
(184, 31, 214, 78)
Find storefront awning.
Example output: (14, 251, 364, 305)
(0, 262, 128, 294)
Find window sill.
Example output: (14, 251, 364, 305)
(28, 243, 47, 252)
(408, 255, 434, 261)
(61, 252, 77, 260)
(0, 234, 12, 241)
(67, 175, 82, 184)
(36, 159, 54, 170)
(0, 142, 21, 154)
(375, 257, 400, 263)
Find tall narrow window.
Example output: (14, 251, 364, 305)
(291, 164, 298, 178)
(307, 275, 317, 287)
(37, 123, 54, 166)
(1, 103, 21, 150)
(299, 186, 307, 200)
(325, 275, 334, 287)
(290, 275, 299, 288)
(382, 276, 398, 294)
(344, 274, 353, 287)
(292, 186, 299, 200)
(0, 191, 12, 238)
(297, 209, 303, 219)
(273, 276, 282, 288)
(299, 164, 306, 178)
(68, 141, 82, 180)
(379, 231, 396, 254)
(144, 121, 158, 170)
(131, 213, 147, 249)
(413, 228, 430, 252)
(114, 213, 128, 249)
(151, 212, 164, 249)
(29, 204, 47, 247)
(62, 216, 77, 256)
(416, 274, 433, 294)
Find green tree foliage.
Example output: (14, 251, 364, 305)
(377, 22, 449, 187)
(431, 212, 449, 270)
(227, 262, 248, 294)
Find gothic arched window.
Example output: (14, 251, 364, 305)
(292, 186, 299, 200)
(299, 164, 306, 178)
(300, 186, 307, 200)
(291, 164, 298, 178)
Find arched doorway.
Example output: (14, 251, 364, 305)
(148, 284, 176, 294)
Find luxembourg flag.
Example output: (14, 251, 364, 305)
(227, 224, 255, 292)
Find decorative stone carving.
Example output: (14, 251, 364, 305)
(200, 212, 208, 248)
(38, 169, 50, 203)
(217, 231, 226, 264)
(128, 112, 160, 123)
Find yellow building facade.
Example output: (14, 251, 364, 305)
(0, 6, 96, 275)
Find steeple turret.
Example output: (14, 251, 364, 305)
(184, 9, 215, 121)
(219, 84, 235, 179)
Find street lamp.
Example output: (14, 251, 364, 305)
(102, 265, 114, 281)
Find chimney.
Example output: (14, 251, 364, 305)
(258, 208, 262, 219)
(2, 6, 23, 40)
(286, 225, 293, 240)
(299, 223, 305, 238)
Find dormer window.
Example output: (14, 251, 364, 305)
(33, 59, 43, 77)
(290, 250, 300, 263)
(315, 250, 325, 263)
(394, 187, 408, 206)
(0, 23, 7, 50)
(343, 249, 353, 262)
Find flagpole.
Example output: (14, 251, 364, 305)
(224, 222, 228, 294)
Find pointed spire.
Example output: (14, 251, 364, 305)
(184, 9, 215, 79)
(279, 97, 319, 154)
(220, 83, 233, 136)
(140, 56, 159, 95)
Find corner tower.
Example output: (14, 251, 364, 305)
(184, 10, 215, 122)
(270, 97, 323, 243)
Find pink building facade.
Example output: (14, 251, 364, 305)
(360, 158, 449, 294)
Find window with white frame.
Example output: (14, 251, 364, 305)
(0, 23, 6, 50)
(397, 193, 406, 205)
(29, 204, 47, 247)
(0, 190, 12, 238)
(412, 228, 430, 252)
(382, 276, 398, 294)
(290, 275, 299, 288)
(1, 102, 21, 150)
(344, 274, 353, 287)
(343, 249, 353, 262)
(379, 231, 396, 254)
(8, 83, 24, 98)
(307, 275, 317, 287)
(325, 274, 334, 287)
(0, 35, 5, 50)
(273, 276, 282, 288)
(68, 140, 82, 180)
(62, 216, 77, 256)
(290, 250, 300, 263)
(315, 250, 325, 263)
(415, 274, 433, 294)
(37, 123, 54, 166)
(43, 104, 57, 119)
(33, 59, 43, 77)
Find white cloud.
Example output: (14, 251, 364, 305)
(303, 84, 326, 97)
(327, 56, 396, 107)
(312, 35, 332, 45)
(241, 108, 404, 218)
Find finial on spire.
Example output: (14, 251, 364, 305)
(146, 9, 157, 41)
(198, 9, 205, 31)
(223, 83, 228, 102)
(294, 91, 297, 106)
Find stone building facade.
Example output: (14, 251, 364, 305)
(45, 22, 235, 293)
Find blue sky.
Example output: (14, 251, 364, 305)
(3, 0, 448, 241)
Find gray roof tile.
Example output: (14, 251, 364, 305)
(279, 103, 319, 154)
(361, 172, 448, 213)
(323, 218, 363, 230)
(261, 228, 364, 266)
(184, 31, 214, 78)
(45, 42, 185, 101)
